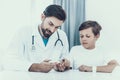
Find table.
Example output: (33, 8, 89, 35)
(0, 69, 120, 80)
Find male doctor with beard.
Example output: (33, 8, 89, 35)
(2, 4, 69, 73)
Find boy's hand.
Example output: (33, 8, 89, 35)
(54, 59, 70, 72)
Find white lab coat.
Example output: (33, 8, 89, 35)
(2, 25, 69, 71)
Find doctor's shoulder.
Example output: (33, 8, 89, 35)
(10, 26, 33, 43)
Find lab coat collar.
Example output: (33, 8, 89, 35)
(32, 25, 45, 49)
(32, 25, 59, 49)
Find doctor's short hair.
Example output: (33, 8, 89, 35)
(43, 4, 66, 21)
(79, 20, 102, 36)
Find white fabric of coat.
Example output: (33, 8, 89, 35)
(2, 25, 69, 71)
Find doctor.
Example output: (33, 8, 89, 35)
(2, 4, 69, 73)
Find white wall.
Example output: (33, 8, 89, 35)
(0, 0, 31, 52)
(86, 0, 120, 50)
(0, 0, 53, 55)
(31, 0, 53, 26)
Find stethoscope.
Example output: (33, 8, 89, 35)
(31, 31, 63, 51)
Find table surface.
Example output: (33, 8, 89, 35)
(0, 69, 120, 80)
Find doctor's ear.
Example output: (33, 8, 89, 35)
(41, 13, 46, 21)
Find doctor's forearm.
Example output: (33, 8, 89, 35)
(28, 63, 53, 73)
(29, 63, 41, 72)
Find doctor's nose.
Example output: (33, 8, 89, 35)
(50, 27, 56, 33)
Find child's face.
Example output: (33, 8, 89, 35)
(79, 27, 99, 50)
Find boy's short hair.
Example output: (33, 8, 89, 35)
(79, 20, 102, 36)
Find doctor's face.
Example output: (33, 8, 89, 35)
(80, 27, 99, 50)
(41, 15, 63, 38)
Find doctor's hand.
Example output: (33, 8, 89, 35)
(29, 61, 54, 73)
(79, 65, 92, 72)
(54, 59, 71, 72)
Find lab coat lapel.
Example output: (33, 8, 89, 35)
(34, 26, 46, 49)
(45, 31, 57, 49)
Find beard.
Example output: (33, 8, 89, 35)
(41, 28, 53, 38)
(40, 20, 53, 38)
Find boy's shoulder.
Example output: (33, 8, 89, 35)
(71, 45, 83, 51)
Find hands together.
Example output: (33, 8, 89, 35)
(53, 59, 71, 72)
(29, 59, 71, 73)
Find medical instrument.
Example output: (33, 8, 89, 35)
(32, 35, 36, 50)
(54, 31, 63, 46)
(31, 31, 63, 50)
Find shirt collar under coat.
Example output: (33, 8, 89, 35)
(32, 25, 59, 49)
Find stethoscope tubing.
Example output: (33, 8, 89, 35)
(31, 31, 63, 50)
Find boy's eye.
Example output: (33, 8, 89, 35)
(80, 35, 84, 38)
(86, 35, 90, 38)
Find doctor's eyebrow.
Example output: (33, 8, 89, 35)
(49, 21, 61, 28)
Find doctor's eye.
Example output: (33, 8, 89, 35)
(55, 26, 60, 29)
(49, 21, 54, 26)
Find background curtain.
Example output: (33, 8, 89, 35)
(54, 0, 85, 50)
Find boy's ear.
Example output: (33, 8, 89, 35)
(95, 34, 100, 40)
(41, 13, 45, 21)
